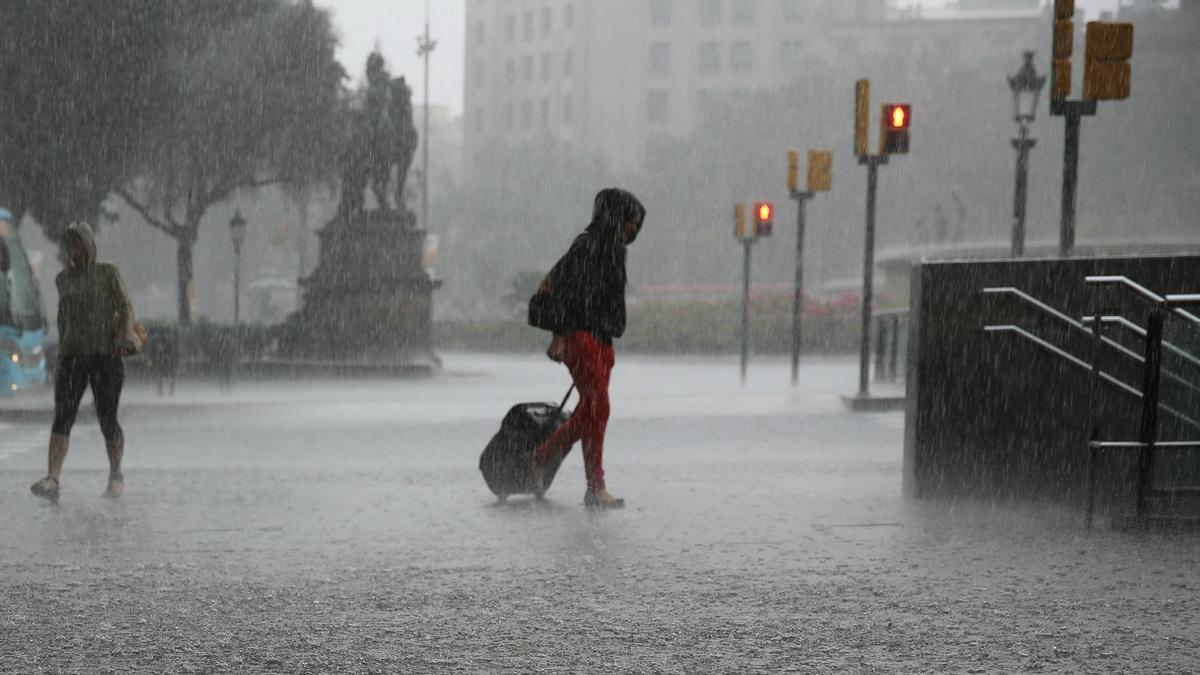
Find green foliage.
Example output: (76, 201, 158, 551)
(435, 294, 863, 355)
(130, 1, 344, 214)
(0, 1, 184, 238)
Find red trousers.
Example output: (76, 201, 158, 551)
(532, 331, 615, 491)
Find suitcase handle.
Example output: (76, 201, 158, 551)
(557, 384, 575, 412)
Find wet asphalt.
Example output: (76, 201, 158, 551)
(1, 354, 1197, 674)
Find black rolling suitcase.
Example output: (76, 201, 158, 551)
(479, 385, 575, 500)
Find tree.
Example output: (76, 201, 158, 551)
(116, 0, 344, 323)
(0, 1, 182, 238)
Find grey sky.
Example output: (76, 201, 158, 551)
(319, 0, 1142, 118)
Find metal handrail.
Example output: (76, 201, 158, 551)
(1166, 294, 1200, 306)
(983, 287, 1145, 363)
(1089, 441, 1200, 450)
(981, 289, 1200, 399)
(1087, 276, 1200, 325)
(1081, 315, 1200, 371)
(984, 324, 1200, 430)
(1085, 275, 1164, 303)
(983, 325, 1141, 396)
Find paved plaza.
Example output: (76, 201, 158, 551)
(1, 354, 1197, 673)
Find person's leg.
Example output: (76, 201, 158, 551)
(32, 357, 88, 498)
(579, 343, 622, 508)
(532, 331, 604, 487)
(531, 333, 592, 470)
(91, 356, 125, 497)
(577, 342, 613, 492)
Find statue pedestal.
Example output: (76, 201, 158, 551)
(282, 209, 440, 366)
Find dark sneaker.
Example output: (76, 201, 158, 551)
(30, 476, 60, 502)
(103, 472, 124, 499)
(584, 488, 625, 510)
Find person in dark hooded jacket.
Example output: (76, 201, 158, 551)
(528, 188, 645, 509)
(30, 222, 134, 501)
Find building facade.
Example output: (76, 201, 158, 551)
(463, 0, 899, 172)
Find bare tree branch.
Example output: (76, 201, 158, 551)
(114, 187, 182, 238)
(208, 175, 285, 206)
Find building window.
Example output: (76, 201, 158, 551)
(522, 55, 533, 82)
(523, 11, 534, 40)
(698, 42, 720, 73)
(541, 52, 551, 81)
(647, 90, 670, 123)
(730, 41, 753, 70)
(651, 0, 672, 26)
(541, 97, 550, 125)
(542, 8, 552, 35)
(506, 16, 515, 43)
(564, 49, 574, 77)
(780, 40, 804, 68)
(731, 0, 755, 24)
(521, 99, 533, 128)
(781, 0, 807, 22)
(565, 3, 574, 29)
(505, 59, 515, 85)
(563, 94, 573, 123)
(698, 0, 721, 25)
(505, 104, 514, 131)
(649, 42, 671, 75)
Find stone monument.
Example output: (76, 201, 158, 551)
(281, 53, 439, 368)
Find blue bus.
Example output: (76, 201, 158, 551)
(0, 210, 48, 395)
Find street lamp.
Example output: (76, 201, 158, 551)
(1007, 51, 1046, 258)
(229, 209, 247, 324)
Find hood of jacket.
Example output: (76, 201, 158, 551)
(64, 221, 98, 269)
(585, 188, 646, 245)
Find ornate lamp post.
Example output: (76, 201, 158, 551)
(229, 209, 247, 324)
(1008, 51, 1046, 258)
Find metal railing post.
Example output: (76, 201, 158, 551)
(1086, 306, 1106, 530)
(1136, 308, 1166, 518)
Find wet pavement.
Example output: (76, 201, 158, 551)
(1, 354, 1197, 673)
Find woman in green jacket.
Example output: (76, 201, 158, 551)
(31, 222, 134, 501)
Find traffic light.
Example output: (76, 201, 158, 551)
(855, 79, 870, 157)
(735, 202, 748, 239)
(1083, 22, 1133, 100)
(754, 201, 774, 237)
(808, 150, 833, 192)
(1052, 0, 1075, 100)
(787, 150, 800, 193)
(880, 103, 911, 155)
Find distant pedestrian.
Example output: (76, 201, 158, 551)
(527, 188, 645, 509)
(30, 222, 136, 501)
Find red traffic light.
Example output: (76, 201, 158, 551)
(756, 202, 773, 223)
(885, 104, 911, 130)
(753, 201, 774, 237)
(880, 103, 911, 154)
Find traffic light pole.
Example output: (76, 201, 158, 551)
(858, 155, 887, 398)
(740, 237, 754, 385)
(1054, 100, 1095, 257)
(789, 191, 813, 385)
